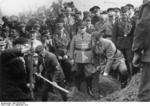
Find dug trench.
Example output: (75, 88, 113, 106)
(34, 72, 141, 101)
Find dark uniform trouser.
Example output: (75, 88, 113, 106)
(74, 63, 93, 91)
(60, 59, 73, 82)
(138, 62, 150, 101)
(41, 70, 67, 101)
(120, 48, 133, 81)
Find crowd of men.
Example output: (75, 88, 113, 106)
(0, 1, 142, 101)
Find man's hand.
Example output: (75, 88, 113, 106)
(103, 72, 108, 76)
(21, 44, 31, 53)
(132, 53, 141, 67)
(26, 83, 35, 89)
(63, 55, 68, 59)
(52, 81, 58, 86)
(58, 56, 63, 60)
(96, 66, 101, 71)
(70, 59, 74, 65)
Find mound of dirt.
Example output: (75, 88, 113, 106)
(91, 72, 121, 100)
(68, 72, 121, 101)
(67, 87, 93, 101)
(100, 73, 141, 101)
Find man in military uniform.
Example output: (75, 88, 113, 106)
(132, 0, 150, 101)
(46, 15, 57, 35)
(69, 22, 96, 94)
(64, 7, 75, 39)
(74, 11, 82, 34)
(91, 6, 101, 26)
(53, 22, 72, 84)
(28, 29, 42, 50)
(40, 30, 54, 53)
(83, 11, 91, 21)
(18, 22, 29, 38)
(102, 8, 116, 41)
(1, 26, 12, 49)
(113, 8, 133, 79)
(114, 8, 121, 21)
(9, 28, 19, 40)
(35, 45, 65, 101)
(125, 4, 135, 18)
(32, 23, 41, 40)
(92, 31, 128, 88)
(85, 17, 95, 34)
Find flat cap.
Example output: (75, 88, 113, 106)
(126, 4, 134, 8)
(107, 8, 114, 12)
(29, 29, 36, 33)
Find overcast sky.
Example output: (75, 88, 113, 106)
(0, 0, 143, 16)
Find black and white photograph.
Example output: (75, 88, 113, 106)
(0, 0, 149, 103)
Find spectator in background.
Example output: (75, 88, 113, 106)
(132, 1, 150, 101)
(83, 11, 91, 21)
(85, 17, 95, 34)
(102, 8, 116, 41)
(113, 7, 133, 80)
(64, 7, 75, 40)
(114, 7, 121, 21)
(125, 4, 135, 18)
(91, 6, 101, 26)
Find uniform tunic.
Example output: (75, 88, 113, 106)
(70, 32, 93, 63)
(132, 2, 150, 101)
(93, 37, 125, 74)
(53, 30, 70, 57)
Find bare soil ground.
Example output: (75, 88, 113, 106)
(100, 73, 141, 101)
(35, 72, 141, 102)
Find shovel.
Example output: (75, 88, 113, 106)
(35, 72, 92, 101)
(35, 72, 69, 94)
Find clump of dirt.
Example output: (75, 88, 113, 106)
(67, 87, 93, 101)
(68, 73, 121, 101)
(98, 74, 121, 96)
(91, 72, 121, 100)
(100, 73, 141, 101)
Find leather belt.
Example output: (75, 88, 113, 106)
(75, 48, 91, 51)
